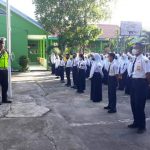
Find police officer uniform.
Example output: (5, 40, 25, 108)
(129, 54, 149, 133)
(90, 53, 103, 102)
(0, 39, 12, 104)
(105, 58, 118, 113)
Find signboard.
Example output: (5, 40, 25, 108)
(120, 21, 142, 36)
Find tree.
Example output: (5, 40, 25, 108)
(33, 0, 112, 53)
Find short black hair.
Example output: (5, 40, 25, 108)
(135, 42, 144, 50)
(108, 52, 116, 59)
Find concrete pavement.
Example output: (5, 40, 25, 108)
(0, 71, 150, 150)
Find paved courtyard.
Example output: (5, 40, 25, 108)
(0, 71, 150, 150)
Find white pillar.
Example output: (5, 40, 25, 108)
(6, 0, 12, 98)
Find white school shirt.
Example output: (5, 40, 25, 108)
(78, 60, 87, 70)
(51, 53, 56, 64)
(72, 58, 79, 67)
(55, 58, 60, 68)
(65, 59, 72, 68)
(59, 60, 65, 67)
(89, 62, 103, 78)
(132, 54, 150, 79)
(108, 60, 118, 76)
(118, 59, 127, 74)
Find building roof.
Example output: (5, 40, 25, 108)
(0, 0, 43, 30)
(97, 24, 119, 39)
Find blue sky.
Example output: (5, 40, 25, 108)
(8, 0, 150, 30)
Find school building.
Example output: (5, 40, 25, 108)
(0, 0, 47, 70)
(0, 0, 119, 71)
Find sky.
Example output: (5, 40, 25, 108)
(6, 0, 150, 30)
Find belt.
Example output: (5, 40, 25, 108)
(132, 78, 146, 80)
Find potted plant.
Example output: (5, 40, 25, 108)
(19, 55, 29, 72)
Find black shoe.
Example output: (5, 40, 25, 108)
(71, 86, 77, 89)
(77, 91, 84, 94)
(108, 110, 117, 113)
(0, 103, 2, 105)
(2, 101, 12, 104)
(104, 106, 111, 110)
(61, 80, 65, 83)
(137, 128, 146, 134)
(128, 124, 138, 129)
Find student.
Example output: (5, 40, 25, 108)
(65, 54, 72, 87)
(55, 55, 60, 79)
(85, 55, 91, 78)
(104, 53, 118, 113)
(50, 52, 56, 75)
(118, 53, 128, 91)
(71, 53, 78, 89)
(89, 53, 103, 102)
(128, 43, 150, 134)
(77, 54, 87, 93)
(59, 55, 65, 83)
(102, 54, 110, 85)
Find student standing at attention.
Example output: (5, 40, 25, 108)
(89, 53, 103, 102)
(77, 54, 87, 94)
(104, 53, 118, 113)
(128, 43, 150, 134)
(65, 54, 72, 87)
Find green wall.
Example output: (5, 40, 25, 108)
(0, 5, 46, 70)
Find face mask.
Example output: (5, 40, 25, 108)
(132, 49, 138, 55)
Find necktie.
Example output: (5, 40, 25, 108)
(131, 58, 137, 77)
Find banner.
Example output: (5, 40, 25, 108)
(120, 21, 142, 36)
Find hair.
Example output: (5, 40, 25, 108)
(108, 53, 116, 60)
(79, 53, 84, 60)
(135, 42, 144, 50)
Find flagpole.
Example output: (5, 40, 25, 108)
(6, 0, 12, 98)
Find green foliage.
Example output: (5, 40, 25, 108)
(33, 0, 112, 53)
(19, 55, 29, 72)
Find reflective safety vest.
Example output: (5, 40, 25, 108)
(0, 51, 9, 69)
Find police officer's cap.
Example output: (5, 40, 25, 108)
(0, 37, 6, 44)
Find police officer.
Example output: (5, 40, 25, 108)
(0, 38, 12, 104)
(128, 43, 150, 134)
(104, 53, 118, 113)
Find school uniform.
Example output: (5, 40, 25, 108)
(129, 54, 149, 131)
(125, 58, 133, 95)
(59, 59, 65, 82)
(65, 59, 72, 86)
(146, 59, 150, 100)
(118, 58, 128, 91)
(77, 60, 87, 93)
(102, 56, 110, 85)
(72, 57, 79, 88)
(90, 54, 103, 102)
(85, 58, 91, 78)
(55, 57, 60, 77)
(51, 53, 56, 74)
(107, 60, 118, 113)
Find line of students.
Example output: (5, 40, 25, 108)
(50, 43, 150, 134)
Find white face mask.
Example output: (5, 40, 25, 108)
(132, 49, 138, 55)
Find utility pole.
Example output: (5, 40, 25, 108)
(6, 0, 12, 98)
